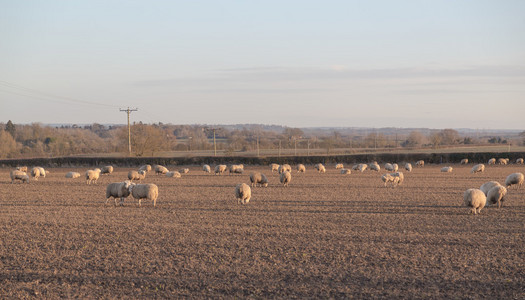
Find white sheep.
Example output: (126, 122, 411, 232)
(441, 166, 453, 173)
(100, 165, 114, 175)
(392, 172, 404, 185)
(179, 168, 189, 174)
(516, 158, 524, 165)
(31, 167, 41, 180)
(278, 164, 292, 174)
(340, 169, 351, 175)
(486, 185, 507, 209)
(471, 164, 485, 173)
(10, 170, 29, 184)
(353, 164, 367, 172)
(464, 188, 486, 215)
(235, 183, 252, 204)
(480, 181, 502, 196)
(270, 163, 280, 172)
(215, 164, 227, 175)
(369, 163, 380, 172)
(280, 171, 291, 187)
(488, 158, 496, 165)
(138, 164, 152, 172)
(203, 164, 211, 173)
(460, 158, 468, 165)
(297, 164, 306, 173)
(37, 167, 46, 178)
(497, 158, 507, 165)
(335, 163, 344, 169)
(250, 172, 268, 187)
(86, 169, 101, 184)
(229, 164, 244, 175)
(105, 180, 134, 206)
(128, 170, 146, 181)
(65, 172, 80, 179)
(128, 183, 159, 207)
(384, 163, 394, 172)
(392, 163, 399, 172)
(381, 174, 399, 188)
(416, 160, 424, 167)
(505, 172, 524, 189)
(313, 163, 326, 173)
(154, 165, 169, 175)
(16, 166, 28, 172)
(405, 163, 412, 172)
(166, 171, 181, 178)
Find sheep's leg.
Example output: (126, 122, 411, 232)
(497, 201, 502, 209)
(105, 198, 110, 205)
(139, 199, 142, 207)
(153, 199, 156, 207)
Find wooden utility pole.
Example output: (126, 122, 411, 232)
(120, 107, 138, 155)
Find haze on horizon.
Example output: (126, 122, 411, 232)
(1, 1, 524, 130)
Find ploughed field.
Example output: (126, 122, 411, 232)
(0, 164, 524, 298)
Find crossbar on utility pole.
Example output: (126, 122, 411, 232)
(120, 107, 138, 155)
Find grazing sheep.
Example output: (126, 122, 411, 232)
(381, 174, 399, 188)
(488, 158, 496, 165)
(280, 171, 292, 187)
(497, 158, 507, 165)
(129, 183, 159, 207)
(471, 164, 485, 174)
(179, 168, 189, 174)
(229, 165, 244, 175)
(100, 165, 114, 175)
(369, 163, 380, 172)
(278, 164, 292, 174)
(31, 167, 41, 180)
(154, 165, 169, 175)
(270, 163, 280, 172)
(505, 172, 524, 189)
(392, 164, 399, 172)
(65, 172, 80, 179)
(250, 172, 268, 187)
(441, 166, 453, 173)
(460, 159, 468, 165)
(105, 180, 134, 206)
(340, 169, 351, 175)
(86, 169, 101, 184)
(138, 164, 152, 173)
(516, 158, 524, 165)
(297, 164, 306, 173)
(128, 170, 146, 181)
(464, 189, 486, 215)
(37, 167, 46, 178)
(486, 186, 507, 209)
(480, 181, 502, 196)
(405, 163, 412, 172)
(10, 170, 29, 184)
(416, 160, 424, 167)
(392, 172, 404, 185)
(385, 163, 395, 172)
(203, 164, 211, 173)
(335, 163, 344, 169)
(314, 163, 326, 173)
(352, 163, 367, 172)
(215, 164, 227, 175)
(166, 171, 181, 178)
(235, 183, 252, 204)
(16, 166, 28, 172)
(504, 158, 510, 164)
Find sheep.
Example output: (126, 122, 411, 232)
(369, 163, 380, 172)
(381, 174, 399, 188)
(505, 172, 524, 189)
(280, 171, 291, 187)
(235, 183, 251, 204)
(65, 172, 81, 179)
(10, 170, 29, 184)
(37, 167, 46, 178)
(270, 163, 280, 172)
(384, 163, 395, 172)
(340, 169, 351, 175)
(229, 164, 244, 175)
(486, 185, 507, 209)
(480, 181, 502, 196)
(504, 158, 510, 164)
(471, 164, 485, 173)
(352, 163, 367, 172)
(460, 159, 468, 165)
(250, 172, 268, 187)
(154, 165, 169, 175)
(335, 163, 344, 169)
(215, 164, 227, 175)
(179, 168, 189, 174)
(416, 160, 424, 167)
(464, 189, 486, 215)
(138, 164, 152, 173)
(392, 164, 399, 172)
(296, 164, 306, 173)
(100, 165, 114, 175)
(278, 164, 292, 174)
(105, 180, 134, 206)
(86, 169, 101, 184)
(392, 172, 404, 185)
(16, 166, 28, 172)
(166, 171, 181, 178)
(31, 167, 41, 180)
(203, 164, 211, 173)
(497, 158, 507, 165)
(441, 166, 453, 173)
(488, 158, 496, 165)
(516, 158, 524, 165)
(405, 163, 412, 172)
(128, 183, 159, 207)
(128, 170, 146, 181)
(313, 163, 326, 173)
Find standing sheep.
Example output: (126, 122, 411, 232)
(280, 171, 291, 187)
(86, 169, 101, 184)
(203, 164, 211, 173)
(416, 160, 425, 167)
(128, 170, 146, 181)
(353, 164, 367, 172)
(16, 166, 28, 172)
(235, 183, 252, 204)
(37, 167, 46, 178)
(215, 165, 227, 175)
(392, 164, 399, 172)
(486, 186, 507, 209)
(314, 163, 326, 173)
(278, 164, 292, 174)
(65, 172, 81, 179)
(154, 165, 169, 175)
(369, 163, 380, 172)
(392, 172, 404, 185)
(480, 181, 502, 196)
(516, 158, 524, 165)
(488, 158, 496, 165)
(31, 167, 41, 180)
(166, 171, 181, 178)
(460, 158, 469, 165)
(505, 172, 524, 189)
(229, 165, 244, 175)
(105, 181, 134, 206)
(138, 164, 152, 173)
(10, 170, 29, 184)
(471, 164, 485, 174)
(340, 169, 351, 175)
(250, 172, 268, 187)
(405, 163, 412, 172)
(464, 189, 486, 215)
(441, 166, 453, 173)
(100, 165, 114, 175)
(497, 158, 507, 165)
(128, 183, 159, 207)
(296, 164, 306, 173)
(270, 163, 280, 172)
(381, 174, 399, 188)
(335, 163, 344, 169)
(179, 168, 190, 174)
(385, 163, 395, 172)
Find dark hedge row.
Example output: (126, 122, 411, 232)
(1, 152, 524, 168)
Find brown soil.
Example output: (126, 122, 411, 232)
(1, 164, 524, 298)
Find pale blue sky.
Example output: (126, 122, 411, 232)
(1, 0, 524, 129)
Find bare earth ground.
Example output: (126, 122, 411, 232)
(0, 164, 523, 299)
